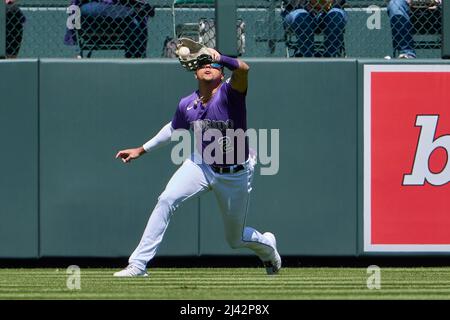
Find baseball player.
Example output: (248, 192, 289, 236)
(113, 40, 281, 277)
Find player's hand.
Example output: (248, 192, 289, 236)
(115, 147, 145, 164)
(207, 48, 221, 62)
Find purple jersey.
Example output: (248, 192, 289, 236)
(171, 79, 249, 166)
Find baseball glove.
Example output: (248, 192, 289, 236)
(175, 37, 214, 71)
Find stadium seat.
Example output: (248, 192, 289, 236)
(393, 6, 442, 57)
(254, 0, 346, 58)
(284, 27, 346, 58)
(172, 0, 215, 41)
(411, 6, 441, 51)
(76, 16, 127, 58)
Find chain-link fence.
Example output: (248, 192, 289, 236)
(245, 0, 442, 58)
(2, 0, 443, 58)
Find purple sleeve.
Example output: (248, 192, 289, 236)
(218, 55, 239, 71)
(171, 103, 190, 130)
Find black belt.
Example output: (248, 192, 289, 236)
(211, 164, 245, 174)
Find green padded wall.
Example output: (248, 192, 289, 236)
(0, 60, 39, 258)
(200, 59, 358, 256)
(11, 59, 450, 258)
(39, 59, 199, 257)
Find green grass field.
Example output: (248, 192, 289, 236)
(1, 267, 450, 299)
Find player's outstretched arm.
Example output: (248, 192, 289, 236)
(115, 122, 174, 164)
(208, 48, 249, 94)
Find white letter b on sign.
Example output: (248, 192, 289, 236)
(403, 115, 450, 186)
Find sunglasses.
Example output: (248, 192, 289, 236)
(210, 63, 223, 69)
(197, 63, 223, 70)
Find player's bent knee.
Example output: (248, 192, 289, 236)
(157, 193, 179, 213)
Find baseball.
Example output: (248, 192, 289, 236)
(178, 46, 190, 58)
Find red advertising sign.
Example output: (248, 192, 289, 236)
(364, 65, 450, 252)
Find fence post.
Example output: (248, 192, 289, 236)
(215, 0, 237, 57)
(267, 0, 277, 55)
(0, 0, 5, 58)
(443, 0, 450, 58)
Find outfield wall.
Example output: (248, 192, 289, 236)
(0, 59, 449, 259)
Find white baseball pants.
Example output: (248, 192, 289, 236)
(128, 154, 274, 271)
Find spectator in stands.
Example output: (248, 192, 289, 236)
(281, 0, 347, 57)
(388, 0, 442, 58)
(5, 0, 25, 58)
(64, 0, 155, 58)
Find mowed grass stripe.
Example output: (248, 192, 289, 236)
(1, 268, 450, 299)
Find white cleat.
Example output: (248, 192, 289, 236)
(263, 232, 282, 275)
(113, 265, 148, 277)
